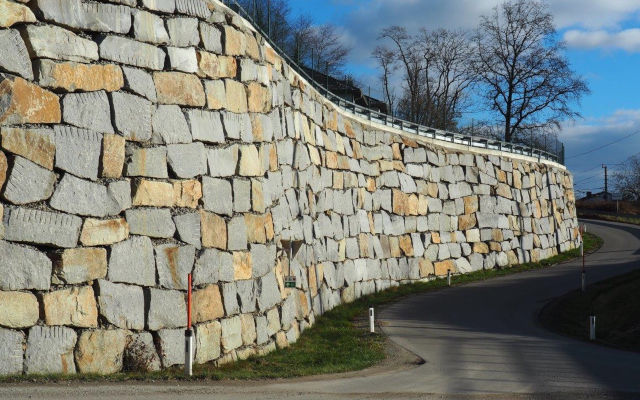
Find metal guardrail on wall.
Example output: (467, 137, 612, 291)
(221, 0, 565, 165)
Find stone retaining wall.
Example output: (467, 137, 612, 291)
(0, 0, 579, 375)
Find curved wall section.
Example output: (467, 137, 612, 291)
(0, 0, 578, 375)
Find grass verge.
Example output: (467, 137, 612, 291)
(578, 212, 640, 226)
(1, 232, 602, 384)
(540, 268, 640, 352)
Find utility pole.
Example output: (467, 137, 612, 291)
(602, 164, 608, 199)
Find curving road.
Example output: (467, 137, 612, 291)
(3, 219, 640, 399)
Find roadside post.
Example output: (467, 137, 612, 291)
(447, 269, 451, 287)
(369, 307, 375, 333)
(580, 225, 586, 292)
(185, 273, 193, 377)
(589, 315, 596, 341)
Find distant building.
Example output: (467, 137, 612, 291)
(578, 191, 622, 202)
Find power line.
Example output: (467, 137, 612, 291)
(566, 130, 640, 160)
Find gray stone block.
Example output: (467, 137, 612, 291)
(251, 244, 275, 278)
(173, 212, 201, 248)
(147, 288, 187, 330)
(155, 243, 196, 290)
(185, 109, 224, 144)
(208, 146, 238, 177)
(142, 0, 175, 13)
(280, 295, 296, 330)
(167, 46, 198, 73)
(53, 125, 102, 181)
(0, 29, 33, 80)
(222, 282, 239, 316)
(193, 249, 234, 284)
(227, 216, 247, 251)
(156, 329, 183, 368)
(34, 0, 131, 33)
(176, 0, 210, 19)
(222, 112, 252, 140)
(220, 316, 242, 352)
(50, 174, 121, 217)
(152, 105, 192, 144)
(255, 315, 269, 345)
(122, 66, 157, 102)
(233, 179, 251, 212)
(202, 177, 233, 216)
(0, 328, 24, 376)
(124, 332, 161, 372)
(111, 91, 153, 142)
(167, 17, 199, 47)
(256, 272, 280, 312)
(199, 21, 222, 53)
(100, 35, 166, 70)
(3, 157, 56, 205)
(125, 208, 176, 238)
(22, 24, 98, 63)
(126, 147, 168, 179)
(237, 280, 256, 313)
(0, 240, 51, 291)
(3, 207, 81, 248)
(97, 279, 145, 330)
(194, 321, 221, 364)
(24, 326, 76, 374)
(133, 9, 169, 44)
(167, 142, 207, 178)
(108, 236, 156, 286)
(62, 91, 113, 134)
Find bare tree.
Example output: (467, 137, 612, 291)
(372, 45, 397, 115)
(474, 0, 589, 143)
(303, 24, 351, 74)
(235, 0, 291, 49)
(614, 155, 640, 200)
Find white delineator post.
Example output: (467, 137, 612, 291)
(580, 225, 586, 293)
(369, 307, 375, 333)
(185, 273, 193, 377)
(447, 269, 451, 287)
(589, 315, 596, 341)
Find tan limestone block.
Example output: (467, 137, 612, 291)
(268, 143, 278, 171)
(247, 83, 269, 113)
(392, 189, 407, 216)
(332, 171, 343, 190)
(434, 260, 456, 276)
(398, 235, 414, 257)
(419, 258, 434, 277)
(240, 313, 256, 345)
(75, 329, 127, 374)
(275, 330, 289, 349)
(473, 242, 489, 254)
(507, 250, 518, 266)
(43, 286, 98, 328)
(388, 236, 402, 257)
(245, 214, 266, 244)
(496, 169, 507, 183)
(1, 127, 55, 170)
(224, 26, 246, 56)
(132, 179, 175, 207)
(0, 75, 61, 125)
(38, 61, 123, 92)
(101, 133, 125, 178)
(407, 194, 419, 216)
(154, 72, 205, 107)
(239, 145, 263, 176)
(418, 195, 429, 215)
(80, 218, 129, 246)
(0, 150, 6, 189)
(463, 195, 478, 214)
(458, 214, 477, 231)
(192, 284, 224, 323)
(308, 265, 318, 297)
(367, 178, 376, 192)
(513, 170, 522, 189)
(264, 213, 274, 241)
(431, 232, 441, 244)
(224, 79, 247, 113)
(344, 120, 355, 138)
(496, 183, 512, 199)
(351, 140, 362, 159)
(338, 239, 346, 261)
(325, 110, 338, 131)
(358, 233, 370, 258)
(197, 52, 236, 79)
(325, 151, 338, 169)
(232, 251, 252, 281)
(251, 180, 265, 213)
(489, 242, 502, 252)
(173, 179, 202, 208)
(298, 290, 310, 317)
(492, 229, 504, 242)
(531, 249, 540, 263)
(393, 160, 405, 172)
(205, 79, 226, 110)
(0, 290, 38, 328)
(308, 145, 321, 165)
(427, 182, 439, 198)
(401, 137, 419, 148)
(54, 247, 107, 285)
(265, 46, 280, 68)
(392, 143, 402, 160)
(245, 33, 260, 60)
(0, 0, 35, 27)
(251, 114, 265, 141)
(201, 211, 227, 250)
(335, 134, 345, 154)
(194, 320, 221, 364)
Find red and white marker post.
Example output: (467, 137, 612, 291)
(185, 273, 193, 376)
(580, 224, 586, 292)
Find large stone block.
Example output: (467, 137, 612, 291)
(0, 0, 36, 28)
(0, 29, 33, 80)
(156, 329, 183, 367)
(167, 17, 199, 47)
(202, 177, 233, 216)
(75, 329, 128, 374)
(0, 328, 23, 376)
(80, 218, 129, 246)
(152, 105, 192, 144)
(102, 134, 125, 178)
(132, 180, 174, 207)
(34, 0, 131, 33)
(223, 26, 246, 56)
(185, 109, 224, 144)
(225, 79, 248, 113)
(126, 209, 176, 238)
(205, 79, 225, 109)
(222, 112, 252, 140)
(22, 24, 98, 63)
(100, 35, 166, 70)
(167, 143, 207, 178)
(121, 66, 157, 102)
(24, 326, 77, 374)
(3, 207, 81, 248)
(126, 146, 168, 178)
(147, 288, 187, 330)
(0, 240, 51, 291)
(175, 0, 209, 18)
(220, 316, 242, 352)
(199, 211, 226, 251)
(0, 151, 5, 190)
(53, 247, 107, 284)
(200, 21, 222, 53)
(193, 248, 233, 284)
(155, 243, 196, 290)
(0, 127, 54, 170)
(50, 174, 122, 217)
(198, 52, 237, 79)
(208, 146, 238, 177)
(96, 279, 144, 330)
(256, 272, 280, 311)
(141, 0, 175, 13)
(43, 286, 98, 328)
(227, 216, 247, 251)
(194, 321, 221, 364)
(173, 212, 201, 248)
(3, 156, 56, 205)
(0, 74, 61, 125)
(124, 332, 161, 372)
(53, 125, 102, 180)
(111, 91, 153, 142)
(173, 179, 202, 208)
(0, 290, 38, 328)
(62, 91, 113, 134)
(154, 72, 205, 107)
(239, 145, 263, 176)
(108, 236, 155, 286)
(167, 46, 198, 73)
(192, 284, 224, 323)
(133, 9, 169, 44)
(36, 59, 123, 92)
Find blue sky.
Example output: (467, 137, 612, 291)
(286, 0, 640, 196)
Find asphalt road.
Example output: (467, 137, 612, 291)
(4, 219, 640, 399)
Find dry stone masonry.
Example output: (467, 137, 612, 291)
(0, 0, 579, 375)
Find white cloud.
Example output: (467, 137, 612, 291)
(563, 29, 640, 52)
(561, 109, 640, 142)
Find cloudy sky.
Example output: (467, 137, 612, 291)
(286, 0, 640, 196)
